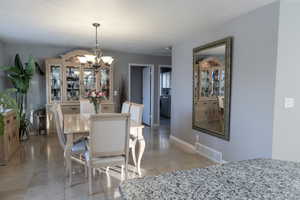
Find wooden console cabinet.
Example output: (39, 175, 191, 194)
(0, 110, 20, 164)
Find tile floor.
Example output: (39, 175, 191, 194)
(0, 123, 214, 200)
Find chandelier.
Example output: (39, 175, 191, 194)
(78, 23, 114, 71)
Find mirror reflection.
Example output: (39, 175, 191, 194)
(193, 38, 232, 140)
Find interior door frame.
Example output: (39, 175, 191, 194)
(128, 63, 155, 127)
(157, 65, 172, 126)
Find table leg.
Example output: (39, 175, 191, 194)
(136, 128, 145, 176)
(131, 138, 137, 167)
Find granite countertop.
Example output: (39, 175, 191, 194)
(119, 159, 300, 200)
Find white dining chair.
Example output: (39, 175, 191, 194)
(121, 101, 138, 168)
(52, 104, 87, 151)
(130, 103, 144, 125)
(121, 101, 131, 113)
(50, 104, 88, 180)
(80, 100, 95, 114)
(86, 113, 130, 195)
(51, 104, 66, 149)
(129, 103, 144, 174)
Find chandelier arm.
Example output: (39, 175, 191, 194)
(95, 24, 98, 48)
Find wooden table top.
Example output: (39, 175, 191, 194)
(64, 113, 144, 135)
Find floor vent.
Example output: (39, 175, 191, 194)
(195, 142, 223, 163)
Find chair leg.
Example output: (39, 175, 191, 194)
(88, 166, 93, 195)
(137, 139, 145, 176)
(121, 165, 124, 181)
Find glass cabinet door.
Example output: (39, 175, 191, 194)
(65, 66, 80, 101)
(99, 68, 110, 100)
(199, 69, 211, 97)
(211, 69, 220, 96)
(82, 68, 96, 98)
(50, 65, 62, 102)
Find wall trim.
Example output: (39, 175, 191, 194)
(170, 135, 226, 164)
(170, 135, 196, 152)
(195, 142, 225, 164)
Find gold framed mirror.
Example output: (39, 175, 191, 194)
(193, 37, 233, 140)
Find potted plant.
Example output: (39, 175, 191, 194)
(0, 54, 42, 140)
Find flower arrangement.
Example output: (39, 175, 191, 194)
(87, 90, 107, 114)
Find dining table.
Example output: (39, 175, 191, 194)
(63, 113, 145, 184)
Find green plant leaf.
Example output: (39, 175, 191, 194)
(25, 56, 35, 76)
(35, 62, 45, 75)
(15, 54, 24, 70)
(0, 66, 14, 71)
(8, 74, 27, 94)
(0, 89, 19, 120)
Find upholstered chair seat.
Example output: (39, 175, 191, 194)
(72, 138, 88, 153)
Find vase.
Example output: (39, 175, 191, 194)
(93, 102, 100, 114)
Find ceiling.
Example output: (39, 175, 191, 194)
(0, 0, 276, 56)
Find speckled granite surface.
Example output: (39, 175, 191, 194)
(119, 159, 300, 200)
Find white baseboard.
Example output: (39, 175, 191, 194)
(170, 135, 227, 164)
(195, 142, 226, 164)
(170, 135, 195, 152)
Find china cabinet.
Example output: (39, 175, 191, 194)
(193, 58, 225, 123)
(45, 50, 115, 134)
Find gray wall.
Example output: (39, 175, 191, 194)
(171, 2, 280, 161)
(272, 0, 300, 162)
(102, 49, 171, 124)
(2, 43, 171, 123)
(130, 66, 143, 104)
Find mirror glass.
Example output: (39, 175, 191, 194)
(193, 38, 232, 140)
